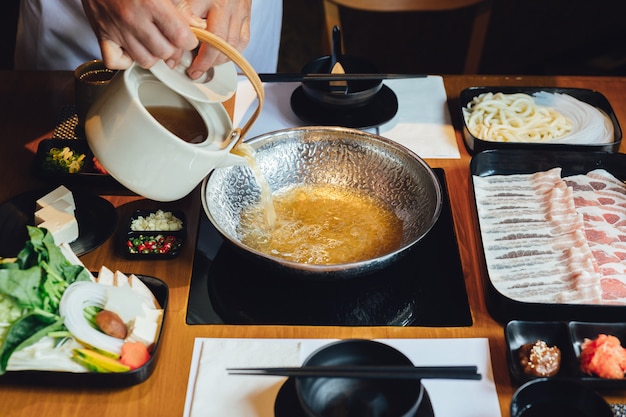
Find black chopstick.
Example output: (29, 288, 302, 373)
(256, 73, 427, 83)
(227, 365, 481, 380)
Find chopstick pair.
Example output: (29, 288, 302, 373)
(227, 365, 481, 380)
(256, 73, 427, 83)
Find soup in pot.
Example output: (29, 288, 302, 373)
(237, 184, 404, 265)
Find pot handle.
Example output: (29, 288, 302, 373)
(191, 27, 264, 144)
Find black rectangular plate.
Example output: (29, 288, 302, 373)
(471, 149, 626, 323)
(506, 320, 626, 389)
(0, 274, 168, 388)
(460, 86, 622, 154)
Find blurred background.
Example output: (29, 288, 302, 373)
(2, 0, 625, 75)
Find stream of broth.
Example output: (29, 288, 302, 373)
(232, 143, 277, 227)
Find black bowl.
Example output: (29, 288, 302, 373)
(510, 378, 613, 417)
(300, 56, 382, 108)
(295, 339, 424, 417)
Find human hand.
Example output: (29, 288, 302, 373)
(186, 0, 252, 79)
(81, 0, 206, 69)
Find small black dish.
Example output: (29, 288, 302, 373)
(510, 378, 613, 417)
(122, 210, 186, 259)
(460, 86, 622, 154)
(33, 138, 119, 187)
(290, 84, 398, 129)
(0, 187, 117, 258)
(275, 377, 434, 417)
(505, 320, 580, 385)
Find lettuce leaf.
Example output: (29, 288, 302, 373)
(0, 226, 92, 374)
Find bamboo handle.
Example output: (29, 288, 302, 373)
(190, 27, 264, 141)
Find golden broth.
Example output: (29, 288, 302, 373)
(146, 105, 208, 144)
(237, 184, 403, 265)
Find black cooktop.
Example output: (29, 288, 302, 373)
(186, 168, 472, 327)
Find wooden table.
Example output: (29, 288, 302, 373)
(1, 71, 625, 416)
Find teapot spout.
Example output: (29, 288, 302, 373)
(214, 150, 248, 168)
(213, 128, 249, 168)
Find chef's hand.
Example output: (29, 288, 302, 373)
(81, 0, 252, 80)
(186, 0, 252, 79)
(81, 0, 203, 70)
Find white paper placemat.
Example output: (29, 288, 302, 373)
(233, 75, 460, 159)
(183, 338, 501, 417)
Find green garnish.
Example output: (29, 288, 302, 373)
(43, 146, 86, 174)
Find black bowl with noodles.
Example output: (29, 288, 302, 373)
(460, 86, 622, 154)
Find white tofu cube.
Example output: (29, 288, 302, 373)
(35, 207, 79, 245)
(36, 185, 76, 211)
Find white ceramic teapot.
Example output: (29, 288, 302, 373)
(85, 28, 264, 202)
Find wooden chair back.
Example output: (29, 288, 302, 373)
(322, 0, 493, 73)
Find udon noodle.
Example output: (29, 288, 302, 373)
(463, 91, 614, 144)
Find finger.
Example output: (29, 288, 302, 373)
(100, 39, 134, 70)
(174, 0, 207, 28)
(151, 0, 199, 51)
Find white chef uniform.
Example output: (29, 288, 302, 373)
(14, 0, 283, 72)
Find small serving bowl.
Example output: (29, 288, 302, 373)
(295, 339, 424, 417)
(505, 320, 580, 384)
(510, 378, 613, 417)
(300, 55, 382, 108)
(122, 209, 186, 259)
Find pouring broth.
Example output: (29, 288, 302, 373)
(237, 183, 404, 265)
(232, 143, 277, 227)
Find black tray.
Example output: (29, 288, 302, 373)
(460, 87, 622, 154)
(506, 320, 626, 389)
(186, 168, 472, 327)
(0, 274, 168, 387)
(471, 149, 626, 323)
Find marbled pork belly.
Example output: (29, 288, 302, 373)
(565, 169, 626, 303)
(474, 168, 603, 304)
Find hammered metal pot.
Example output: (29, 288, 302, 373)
(201, 126, 442, 280)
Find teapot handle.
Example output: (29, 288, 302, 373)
(190, 27, 264, 145)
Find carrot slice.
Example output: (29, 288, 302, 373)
(120, 342, 151, 370)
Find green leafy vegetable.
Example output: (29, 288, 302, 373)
(0, 226, 91, 374)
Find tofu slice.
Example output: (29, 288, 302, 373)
(34, 185, 79, 245)
(36, 185, 76, 211)
(35, 206, 78, 245)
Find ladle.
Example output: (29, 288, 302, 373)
(329, 25, 348, 93)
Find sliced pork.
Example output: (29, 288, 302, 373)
(474, 167, 626, 305)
